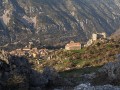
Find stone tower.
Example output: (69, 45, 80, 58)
(92, 33, 97, 41)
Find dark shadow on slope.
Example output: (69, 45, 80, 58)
(59, 66, 102, 85)
(9, 0, 25, 14)
(0, 53, 73, 90)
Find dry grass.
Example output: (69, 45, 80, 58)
(38, 39, 120, 72)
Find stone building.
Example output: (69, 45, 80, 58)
(92, 33, 98, 41)
(92, 32, 106, 41)
(85, 32, 107, 47)
(23, 47, 31, 51)
(39, 49, 48, 57)
(65, 41, 81, 50)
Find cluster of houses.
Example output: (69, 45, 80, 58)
(65, 32, 107, 50)
(10, 43, 48, 59)
(9, 32, 107, 58)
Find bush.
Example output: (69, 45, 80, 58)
(7, 73, 28, 90)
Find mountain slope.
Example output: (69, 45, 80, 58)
(111, 28, 120, 39)
(0, 0, 120, 49)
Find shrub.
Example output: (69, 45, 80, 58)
(7, 73, 27, 89)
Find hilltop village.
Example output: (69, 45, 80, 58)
(65, 32, 107, 50)
(8, 32, 108, 59)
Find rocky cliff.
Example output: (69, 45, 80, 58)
(0, 0, 120, 49)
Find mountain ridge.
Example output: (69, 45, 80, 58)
(0, 0, 120, 49)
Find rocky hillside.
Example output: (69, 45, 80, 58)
(39, 39, 120, 72)
(0, 39, 119, 89)
(0, 50, 73, 90)
(111, 28, 120, 39)
(0, 0, 120, 49)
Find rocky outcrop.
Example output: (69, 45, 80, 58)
(0, 50, 9, 64)
(91, 54, 120, 85)
(74, 83, 120, 90)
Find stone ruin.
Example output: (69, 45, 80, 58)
(84, 32, 107, 47)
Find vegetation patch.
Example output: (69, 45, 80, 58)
(71, 48, 86, 53)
